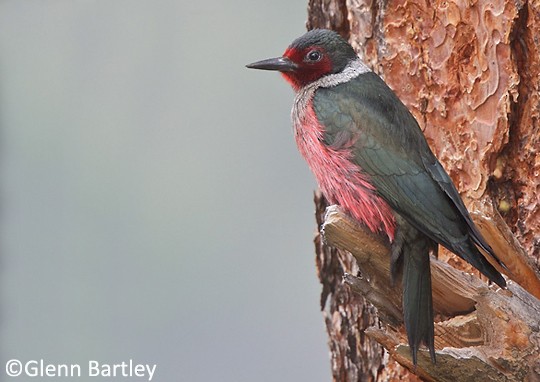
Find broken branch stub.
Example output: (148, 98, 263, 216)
(321, 205, 540, 381)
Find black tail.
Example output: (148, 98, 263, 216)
(402, 237, 436, 364)
(392, 219, 437, 365)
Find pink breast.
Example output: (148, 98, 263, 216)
(295, 103, 396, 241)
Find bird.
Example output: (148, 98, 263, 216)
(246, 29, 506, 365)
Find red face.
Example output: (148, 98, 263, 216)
(281, 45, 333, 91)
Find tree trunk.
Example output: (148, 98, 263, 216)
(307, 0, 540, 380)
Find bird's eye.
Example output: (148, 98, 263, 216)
(306, 50, 322, 62)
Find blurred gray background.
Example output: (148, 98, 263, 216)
(0, 1, 330, 381)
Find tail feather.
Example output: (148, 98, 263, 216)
(402, 237, 436, 365)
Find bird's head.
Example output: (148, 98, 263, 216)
(247, 29, 357, 91)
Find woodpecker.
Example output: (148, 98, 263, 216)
(247, 29, 506, 365)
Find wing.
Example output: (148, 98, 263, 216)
(313, 72, 505, 285)
(421, 155, 495, 256)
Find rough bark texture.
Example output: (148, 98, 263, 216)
(318, 203, 540, 381)
(307, 0, 540, 380)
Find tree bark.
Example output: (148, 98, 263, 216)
(307, 0, 540, 380)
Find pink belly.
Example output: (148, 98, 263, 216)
(295, 104, 395, 240)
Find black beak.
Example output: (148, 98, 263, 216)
(246, 57, 298, 72)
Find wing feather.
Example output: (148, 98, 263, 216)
(313, 73, 505, 284)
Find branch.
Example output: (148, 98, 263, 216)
(321, 205, 540, 381)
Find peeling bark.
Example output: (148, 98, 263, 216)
(307, 0, 540, 379)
